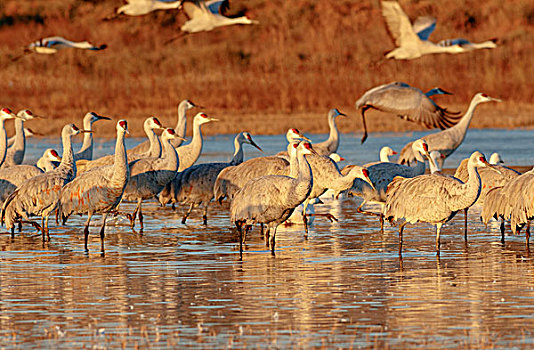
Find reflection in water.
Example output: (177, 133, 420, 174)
(1, 130, 533, 348)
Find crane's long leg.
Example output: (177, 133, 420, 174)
(202, 203, 209, 225)
(526, 221, 531, 249)
(360, 106, 371, 144)
(270, 225, 278, 256)
(244, 225, 251, 245)
(436, 223, 443, 254)
(165, 32, 188, 45)
(138, 200, 144, 230)
(182, 203, 194, 224)
(236, 222, 244, 258)
(500, 218, 505, 244)
(128, 200, 141, 229)
(398, 222, 407, 256)
(264, 227, 270, 247)
(357, 200, 385, 231)
(100, 213, 107, 253)
(302, 199, 310, 238)
(84, 213, 93, 251)
(464, 208, 468, 241)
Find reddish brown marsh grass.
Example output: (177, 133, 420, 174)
(0, 0, 532, 137)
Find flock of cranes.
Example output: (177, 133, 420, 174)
(2, 1, 516, 258)
(0, 81, 529, 258)
(12, 0, 496, 61)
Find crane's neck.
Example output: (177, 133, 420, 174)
(110, 130, 130, 187)
(146, 127, 162, 158)
(161, 137, 179, 171)
(324, 113, 339, 153)
(288, 148, 299, 178)
(293, 151, 313, 202)
(11, 119, 25, 153)
(330, 166, 363, 192)
(59, 132, 76, 178)
(411, 153, 427, 176)
(78, 117, 94, 159)
(451, 162, 482, 211)
(451, 96, 483, 141)
(177, 119, 204, 171)
(0, 118, 8, 166)
(379, 148, 391, 162)
(230, 137, 244, 165)
(173, 102, 188, 148)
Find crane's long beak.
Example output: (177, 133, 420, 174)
(175, 136, 187, 141)
(491, 97, 502, 102)
(481, 158, 502, 175)
(250, 140, 263, 153)
(97, 115, 112, 121)
(209, 118, 219, 122)
(297, 132, 311, 142)
(439, 88, 453, 95)
(79, 130, 93, 133)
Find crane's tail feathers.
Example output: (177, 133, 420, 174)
(94, 44, 107, 50)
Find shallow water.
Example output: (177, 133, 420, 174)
(3, 129, 534, 348)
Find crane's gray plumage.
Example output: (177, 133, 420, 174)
(77, 116, 164, 172)
(231, 141, 316, 255)
(312, 108, 346, 156)
(26, 36, 107, 54)
(350, 139, 434, 207)
(168, 132, 262, 224)
(4, 110, 38, 167)
(384, 151, 490, 253)
(60, 120, 130, 252)
(481, 167, 533, 241)
(398, 93, 501, 167)
(74, 112, 111, 161)
(381, 1, 497, 60)
(1, 124, 87, 236)
(129, 100, 197, 155)
(213, 129, 309, 204)
(0, 148, 62, 205)
(454, 157, 519, 206)
(355, 81, 458, 143)
(121, 128, 184, 229)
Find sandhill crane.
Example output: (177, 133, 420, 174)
(361, 146, 398, 168)
(384, 151, 491, 254)
(166, 0, 259, 43)
(0, 148, 62, 206)
(275, 128, 312, 159)
(129, 100, 198, 155)
(349, 139, 435, 230)
(312, 109, 346, 156)
(381, 1, 497, 60)
(74, 112, 111, 161)
(12, 36, 107, 61)
(398, 93, 501, 167)
(59, 120, 130, 253)
(106, 0, 182, 19)
(3, 109, 39, 167)
(77, 116, 164, 172)
(355, 82, 458, 143)
(231, 141, 316, 256)
(169, 132, 262, 224)
(0, 108, 28, 167)
(121, 128, 185, 229)
(1, 124, 89, 238)
(454, 154, 518, 238)
(213, 129, 309, 203)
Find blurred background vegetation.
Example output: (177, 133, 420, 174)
(0, 0, 533, 137)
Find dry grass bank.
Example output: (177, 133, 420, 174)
(0, 0, 533, 137)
